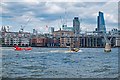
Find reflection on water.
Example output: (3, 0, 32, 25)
(2, 47, 118, 78)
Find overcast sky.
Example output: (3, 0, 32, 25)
(0, 1, 118, 33)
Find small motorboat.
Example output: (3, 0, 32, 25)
(69, 48, 80, 52)
(14, 46, 24, 51)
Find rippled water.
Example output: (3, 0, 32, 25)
(1, 47, 119, 78)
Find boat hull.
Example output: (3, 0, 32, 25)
(69, 48, 80, 52)
(104, 49, 111, 52)
(14, 46, 32, 51)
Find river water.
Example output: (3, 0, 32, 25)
(1, 47, 119, 78)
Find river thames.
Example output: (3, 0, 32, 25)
(1, 47, 119, 78)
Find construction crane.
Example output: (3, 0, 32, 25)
(19, 18, 31, 32)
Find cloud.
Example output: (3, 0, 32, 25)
(2, 0, 120, 2)
(45, 3, 63, 14)
(1, 2, 118, 33)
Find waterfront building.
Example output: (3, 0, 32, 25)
(52, 29, 116, 48)
(30, 33, 55, 47)
(52, 28, 117, 48)
(0, 26, 118, 48)
(31, 37, 47, 47)
(116, 37, 120, 47)
(73, 17, 80, 35)
(46, 38, 54, 47)
(108, 29, 120, 47)
(1, 31, 30, 47)
(80, 35, 104, 47)
(53, 29, 74, 47)
(97, 11, 106, 34)
(80, 34, 116, 47)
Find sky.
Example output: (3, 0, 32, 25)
(0, 0, 119, 33)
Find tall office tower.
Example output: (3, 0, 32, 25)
(97, 11, 106, 34)
(33, 29, 37, 35)
(73, 17, 80, 35)
(49, 27, 54, 34)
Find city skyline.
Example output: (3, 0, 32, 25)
(0, 2, 118, 33)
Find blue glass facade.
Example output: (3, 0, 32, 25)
(97, 11, 106, 33)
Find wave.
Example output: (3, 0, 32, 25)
(1, 48, 14, 51)
(50, 49, 83, 53)
(23, 49, 83, 54)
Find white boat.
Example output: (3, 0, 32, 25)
(103, 33, 112, 52)
(104, 43, 111, 52)
(65, 49, 82, 53)
(69, 48, 79, 52)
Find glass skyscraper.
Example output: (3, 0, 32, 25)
(73, 17, 80, 35)
(97, 11, 106, 33)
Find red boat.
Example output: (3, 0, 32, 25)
(14, 46, 32, 51)
(24, 47, 32, 51)
(14, 46, 23, 51)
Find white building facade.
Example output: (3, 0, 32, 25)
(1, 32, 30, 46)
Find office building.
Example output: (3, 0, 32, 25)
(97, 11, 106, 34)
(73, 17, 80, 35)
(53, 29, 74, 47)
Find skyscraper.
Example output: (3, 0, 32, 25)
(33, 29, 37, 35)
(97, 11, 106, 33)
(49, 27, 54, 34)
(73, 17, 80, 35)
